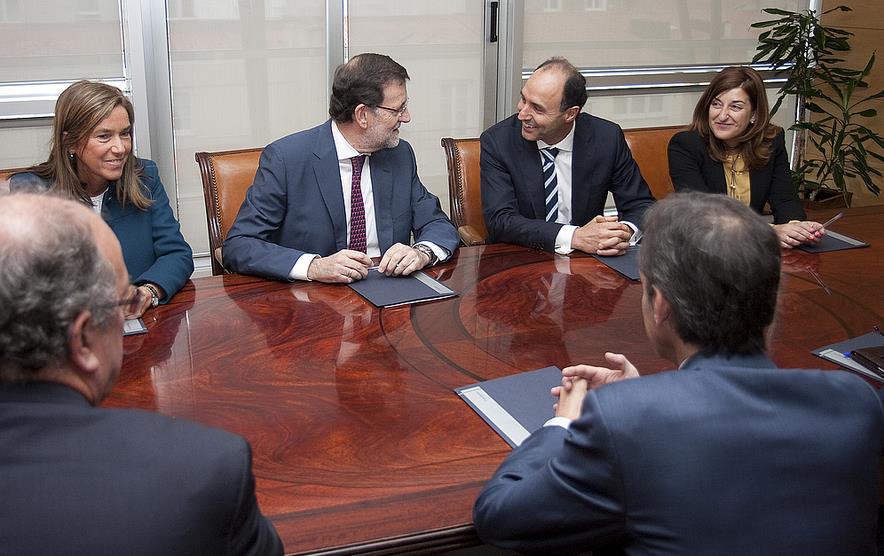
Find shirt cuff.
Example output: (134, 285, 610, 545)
(554, 225, 577, 255)
(623, 220, 642, 246)
(415, 241, 450, 263)
(543, 416, 572, 430)
(290, 253, 319, 281)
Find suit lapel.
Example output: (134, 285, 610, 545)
(516, 125, 545, 220)
(370, 151, 394, 252)
(570, 116, 592, 224)
(313, 122, 348, 251)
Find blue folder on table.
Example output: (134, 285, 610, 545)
(813, 331, 884, 382)
(799, 230, 868, 253)
(348, 269, 457, 308)
(592, 245, 641, 281)
(455, 366, 562, 448)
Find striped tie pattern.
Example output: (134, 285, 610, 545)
(541, 147, 559, 223)
(349, 155, 367, 252)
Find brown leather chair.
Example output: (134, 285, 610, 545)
(441, 137, 486, 245)
(195, 148, 263, 275)
(623, 125, 685, 201)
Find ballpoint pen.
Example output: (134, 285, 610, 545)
(820, 212, 844, 230)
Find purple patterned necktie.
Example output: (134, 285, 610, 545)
(349, 155, 367, 253)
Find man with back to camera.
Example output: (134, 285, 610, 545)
(223, 52, 459, 282)
(481, 56, 655, 255)
(473, 192, 883, 555)
(0, 193, 282, 555)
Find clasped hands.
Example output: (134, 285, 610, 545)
(551, 352, 640, 420)
(571, 215, 633, 256)
(306, 243, 431, 283)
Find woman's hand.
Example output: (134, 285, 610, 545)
(772, 221, 824, 249)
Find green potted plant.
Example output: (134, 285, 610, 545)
(752, 6, 884, 206)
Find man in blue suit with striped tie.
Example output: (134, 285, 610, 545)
(481, 56, 654, 254)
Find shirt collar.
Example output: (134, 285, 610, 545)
(537, 121, 575, 153)
(331, 120, 369, 161)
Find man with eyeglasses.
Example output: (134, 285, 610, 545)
(224, 53, 458, 283)
(481, 56, 655, 255)
(0, 193, 282, 555)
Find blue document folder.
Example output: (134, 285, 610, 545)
(348, 269, 457, 308)
(455, 366, 562, 448)
(812, 331, 884, 382)
(799, 230, 868, 253)
(592, 245, 641, 281)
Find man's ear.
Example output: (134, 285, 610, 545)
(68, 311, 100, 375)
(353, 104, 370, 128)
(564, 106, 580, 123)
(651, 285, 672, 326)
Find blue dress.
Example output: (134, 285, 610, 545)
(10, 158, 193, 300)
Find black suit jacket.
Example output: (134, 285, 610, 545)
(0, 382, 283, 556)
(480, 113, 655, 251)
(473, 354, 884, 555)
(668, 129, 806, 223)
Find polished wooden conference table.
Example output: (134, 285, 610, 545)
(106, 205, 883, 555)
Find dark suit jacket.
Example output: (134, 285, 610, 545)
(473, 353, 883, 555)
(0, 382, 283, 556)
(10, 159, 194, 300)
(223, 120, 459, 280)
(668, 129, 806, 223)
(480, 113, 655, 251)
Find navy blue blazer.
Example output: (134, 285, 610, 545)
(480, 113, 655, 251)
(473, 353, 883, 555)
(223, 120, 459, 281)
(668, 129, 806, 223)
(10, 159, 193, 300)
(0, 381, 282, 555)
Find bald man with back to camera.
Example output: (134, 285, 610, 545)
(474, 192, 884, 555)
(0, 193, 282, 555)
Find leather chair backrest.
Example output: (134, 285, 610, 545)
(441, 137, 486, 245)
(195, 148, 263, 275)
(623, 125, 685, 201)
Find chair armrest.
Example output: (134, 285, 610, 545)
(458, 225, 486, 246)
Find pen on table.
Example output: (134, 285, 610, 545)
(820, 211, 844, 230)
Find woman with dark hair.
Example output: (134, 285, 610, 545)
(668, 66, 823, 248)
(10, 80, 193, 316)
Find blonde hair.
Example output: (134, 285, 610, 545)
(26, 80, 149, 210)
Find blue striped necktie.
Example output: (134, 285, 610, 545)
(541, 147, 560, 223)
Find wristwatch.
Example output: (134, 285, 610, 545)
(411, 243, 437, 266)
(143, 284, 160, 308)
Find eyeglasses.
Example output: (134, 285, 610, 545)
(96, 286, 147, 316)
(375, 99, 409, 118)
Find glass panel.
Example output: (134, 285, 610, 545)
(348, 0, 485, 214)
(0, 124, 51, 169)
(523, 0, 808, 69)
(0, 0, 123, 82)
(167, 0, 328, 254)
(586, 88, 796, 135)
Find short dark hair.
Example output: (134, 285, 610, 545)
(535, 56, 587, 111)
(639, 192, 781, 356)
(328, 53, 410, 123)
(0, 194, 117, 381)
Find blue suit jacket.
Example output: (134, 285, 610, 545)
(10, 159, 193, 300)
(0, 382, 282, 556)
(480, 113, 655, 251)
(223, 120, 459, 280)
(473, 353, 883, 555)
(668, 129, 806, 223)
